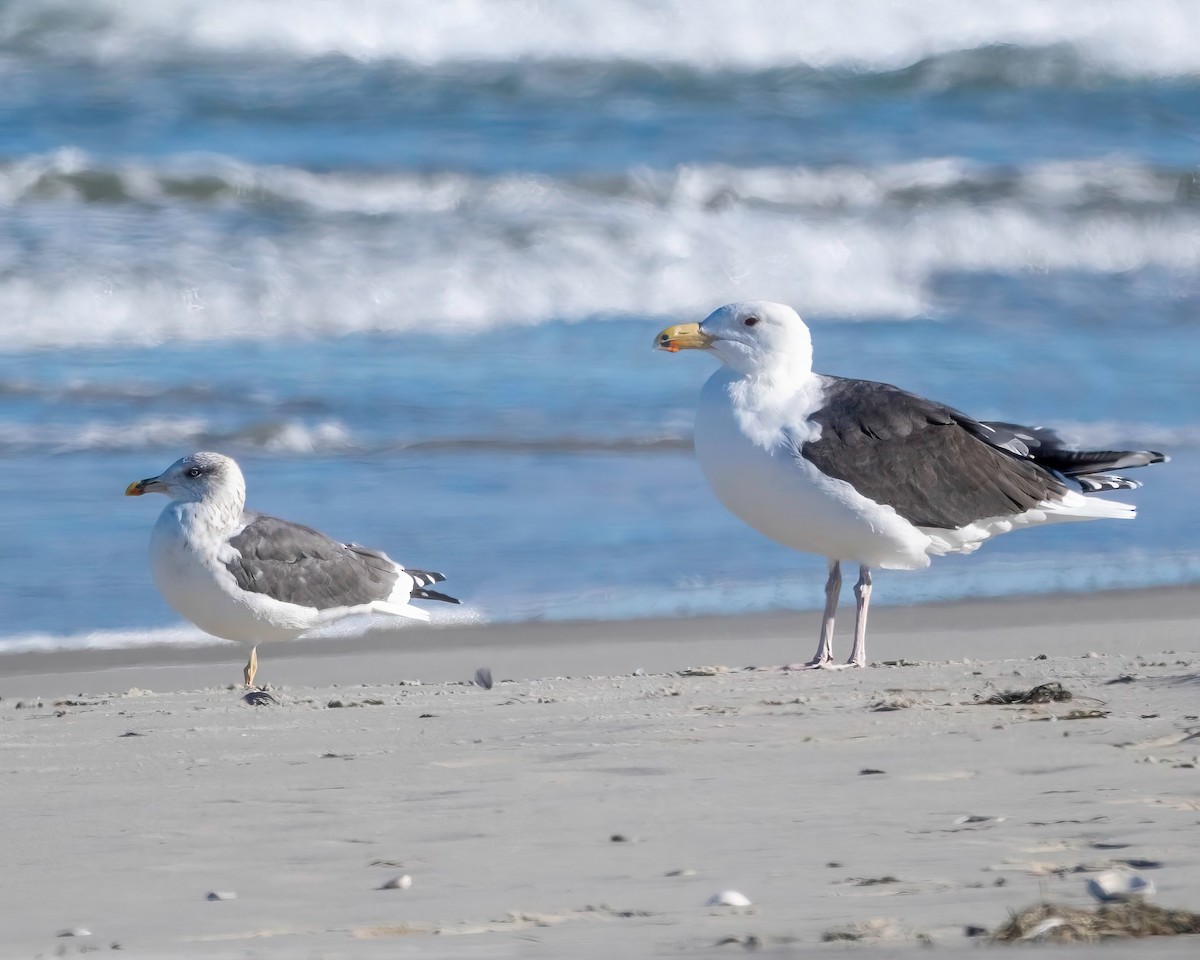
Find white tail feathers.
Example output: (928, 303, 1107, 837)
(369, 600, 431, 622)
(1046, 489, 1136, 521)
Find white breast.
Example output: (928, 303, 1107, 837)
(149, 504, 313, 644)
(693, 370, 934, 570)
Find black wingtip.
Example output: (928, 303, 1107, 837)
(406, 568, 448, 586)
(412, 587, 461, 604)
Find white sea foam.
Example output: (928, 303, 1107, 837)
(0, 604, 486, 655)
(4, 0, 1200, 77)
(0, 413, 1192, 457)
(1, 153, 1197, 349)
(0, 416, 356, 455)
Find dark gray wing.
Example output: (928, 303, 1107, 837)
(977, 421, 1166, 491)
(224, 512, 400, 609)
(797, 377, 1068, 530)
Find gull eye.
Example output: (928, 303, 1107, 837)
(187, 467, 202, 478)
(744, 316, 759, 327)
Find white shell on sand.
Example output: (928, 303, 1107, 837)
(1087, 870, 1155, 902)
(381, 874, 413, 890)
(706, 890, 752, 907)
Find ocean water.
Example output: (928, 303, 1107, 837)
(1, 0, 1198, 653)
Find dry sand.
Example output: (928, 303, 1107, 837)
(3, 586, 1200, 958)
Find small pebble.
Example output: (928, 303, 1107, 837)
(380, 874, 413, 890)
(206, 891, 237, 901)
(610, 834, 629, 843)
(706, 890, 752, 907)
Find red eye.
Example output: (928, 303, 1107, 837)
(744, 316, 759, 327)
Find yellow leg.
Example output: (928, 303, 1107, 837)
(243, 646, 258, 688)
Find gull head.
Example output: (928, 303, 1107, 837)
(655, 301, 813, 378)
(125, 451, 246, 504)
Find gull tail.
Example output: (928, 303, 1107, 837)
(978, 421, 1168, 493)
(404, 567, 460, 605)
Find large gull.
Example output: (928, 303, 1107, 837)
(655, 301, 1166, 669)
(126, 452, 458, 687)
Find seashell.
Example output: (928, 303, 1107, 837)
(206, 891, 238, 901)
(1087, 870, 1155, 902)
(56, 928, 91, 937)
(706, 890, 752, 907)
(380, 874, 412, 890)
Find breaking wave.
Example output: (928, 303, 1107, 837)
(4, 0, 1200, 78)
(1, 153, 1198, 350)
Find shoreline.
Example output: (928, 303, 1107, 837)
(2, 583, 1195, 697)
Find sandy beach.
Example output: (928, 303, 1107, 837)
(4, 586, 1200, 958)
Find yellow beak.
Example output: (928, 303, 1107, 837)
(653, 322, 714, 353)
(125, 477, 166, 496)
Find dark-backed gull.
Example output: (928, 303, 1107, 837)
(126, 452, 458, 687)
(655, 301, 1165, 669)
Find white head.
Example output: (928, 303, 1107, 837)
(654, 301, 814, 380)
(125, 451, 246, 508)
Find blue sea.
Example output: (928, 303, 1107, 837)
(1, 0, 1198, 654)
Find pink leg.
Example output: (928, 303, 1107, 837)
(845, 565, 872, 668)
(785, 559, 841, 670)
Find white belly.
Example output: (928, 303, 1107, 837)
(694, 372, 933, 570)
(149, 506, 314, 644)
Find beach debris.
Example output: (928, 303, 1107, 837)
(1088, 870, 1156, 903)
(1106, 675, 1138, 684)
(118, 731, 144, 737)
(474, 667, 494, 690)
(955, 814, 1005, 826)
(418, 713, 436, 718)
(56, 927, 91, 937)
(991, 901, 1200, 943)
(852, 876, 899, 886)
(859, 768, 886, 775)
(243, 689, 277, 706)
(609, 834, 630, 843)
(1062, 708, 1109, 720)
(665, 868, 696, 877)
(715, 935, 762, 948)
(680, 665, 728, 676)
(965, 925, 989, 937)
(869, 697, 913, 712)
(632, 667, 646, 676)
(205, 891, 237, 901)
(977, 682, 1072, 705)
(380, 874, 413, 890)
(706, 890, 752, 907)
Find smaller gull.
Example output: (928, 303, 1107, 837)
(655, 301, 1166, 669)
(126, 452, 458, 687)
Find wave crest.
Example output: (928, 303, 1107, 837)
(4, 0, 1200, 78)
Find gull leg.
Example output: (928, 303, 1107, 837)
(786, 559, 841, 670)
(243, 646, 258, 688)
(845, 565, 872, 668)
